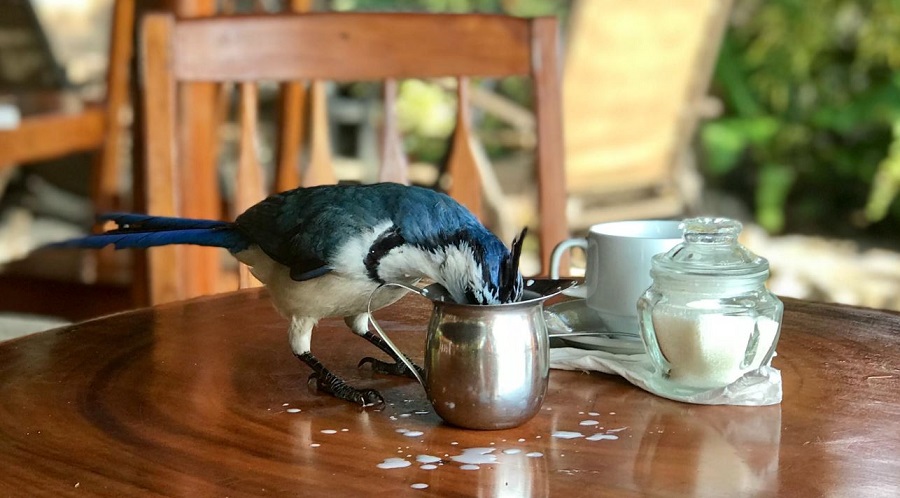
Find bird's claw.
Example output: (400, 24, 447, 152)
(358, 356, 424, 380)
(307, 372, 385, 408)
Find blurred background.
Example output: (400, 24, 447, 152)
(1, 0, 899, 335)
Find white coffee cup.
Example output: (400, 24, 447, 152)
(550, 220, 683, 334)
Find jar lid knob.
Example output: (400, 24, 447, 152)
(681, 217, 743, 245)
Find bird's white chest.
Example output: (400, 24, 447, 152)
(234, 246, 407, 319)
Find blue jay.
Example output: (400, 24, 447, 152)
(54, 182, 526, 407)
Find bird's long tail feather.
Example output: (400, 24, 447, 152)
(48, 213, 250, 252)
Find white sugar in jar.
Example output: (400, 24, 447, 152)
(637, 218, 783, 392)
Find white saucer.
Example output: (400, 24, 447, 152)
(545, 299, 645, 355)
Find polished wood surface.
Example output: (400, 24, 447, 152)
(137, 12, 567, 305)
(1, 291, 898, 496)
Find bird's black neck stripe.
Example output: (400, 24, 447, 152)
(430, 230, 491, 287)
(364, 226, 406, 282)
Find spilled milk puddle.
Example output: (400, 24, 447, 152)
(279, 400, 629, 491)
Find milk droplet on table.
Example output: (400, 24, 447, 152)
(551, 431, 584, 439)
(579, 420, 599, 426)
(451, 448, 497, 465)
(410, 483, 429, 489)
(586, 434, 619, 441)
(377, 458, 411, 469)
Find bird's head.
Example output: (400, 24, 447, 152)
(438, 228, 526, 305)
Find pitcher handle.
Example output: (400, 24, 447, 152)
(367, 282, 427, 388)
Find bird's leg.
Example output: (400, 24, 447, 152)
(347, 313, 424, 380)
(289, 316, 383, 407)
(296, 352, 383, 407)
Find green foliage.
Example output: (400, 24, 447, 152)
(701, 0, 900, 235)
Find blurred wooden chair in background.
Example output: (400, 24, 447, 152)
(0, 0, 135, 321)
(562, 0, 732, 229)
(137, 11, 566, 305)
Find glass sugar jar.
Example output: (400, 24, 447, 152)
(637, 217, 783, 392)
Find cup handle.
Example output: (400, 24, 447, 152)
(366, 282, 427, 388)
(550, 239, 588, 279)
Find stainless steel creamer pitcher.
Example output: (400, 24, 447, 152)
(368, 279, 575, 430)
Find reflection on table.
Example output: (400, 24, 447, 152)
(0, 288, 897, 496)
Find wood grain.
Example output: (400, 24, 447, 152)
(171, 13, 531, 82)
(446, 77, 483, 219)
(1, 292, 898, 496)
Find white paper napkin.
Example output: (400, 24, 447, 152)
(549, 347, 782, 406)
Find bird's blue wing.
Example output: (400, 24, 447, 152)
(234, 183, 497, 283)
(234, 185, 389, 281)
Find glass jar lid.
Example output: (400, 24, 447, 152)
(651, 217, 769, 278)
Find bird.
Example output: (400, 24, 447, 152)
(52, 182, 526, 407)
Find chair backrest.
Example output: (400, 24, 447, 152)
(562, 0, 730, 224)
(138, 12, 567, 304)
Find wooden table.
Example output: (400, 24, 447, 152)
(1, 289, 898, 496)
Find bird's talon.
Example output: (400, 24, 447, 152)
(305, 365, 384, 408)
(306, 372, 323, 391)
(358, 389, 385, 408)
(358, 356, 422, 380)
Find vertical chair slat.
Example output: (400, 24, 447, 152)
(235, 82, 266, 289)
(140, 13, 182, 304)
(446, 77, 482, 219)
(91, 0, 134, 214)
(275, 81, 304, 192)
(273, 0, 313, 193)
(378, 79, 409, 185)
(531, 17, 567, 274)
(304, 80, 336, 186)
(88, 0, 135, 291)
(178, 81, 221, 298)
(174, 0, 223, 298)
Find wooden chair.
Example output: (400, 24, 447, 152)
(0, 0, 135, 322)
(562, 0, 731, 228)
(0, 0, 133, 213)
(137, 11, 567, 305)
